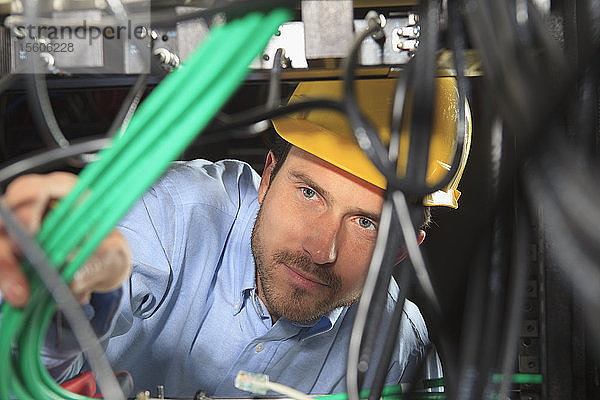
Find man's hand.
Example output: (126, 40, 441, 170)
(0, 172, 132, 308)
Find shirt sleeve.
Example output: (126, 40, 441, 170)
(39, 168, 179, 382)
(42, 289, 124, 383)
(396, 301, 444, 390)
(38, 159, 260, 384)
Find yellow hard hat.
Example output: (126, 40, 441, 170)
(271, 78, 472, 208)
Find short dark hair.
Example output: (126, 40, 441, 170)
(263, 129, 292, 180)
(263, 130, 431, 228)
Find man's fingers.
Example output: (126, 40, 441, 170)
(2, 172, 77, 234)
(0, 172, 77, 307)
(0, 237, 30, 307)
(0, 172, 132, 307)
(70, 230, 132, 304)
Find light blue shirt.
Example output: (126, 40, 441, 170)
(40, 159, 432, 398)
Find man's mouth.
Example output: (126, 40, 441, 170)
(281, 262, 328, 289)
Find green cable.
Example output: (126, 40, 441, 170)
(317, 392, 445, 400)
(49, 12, 264, 277)
(21, 298, 89, 400)
(315, 372, 544, 400)
(26, 11, 289, 399)
(420, 373, 542, 389)
(491, 373, 543, 384)
(1, 8, 292, 400)
(36, 19, 233, 243)
(62, 8, 287, 279)
(17, 13, 281, 398)
(15, 16, 260, 394)
(316, 385, 404, 400)
(3, 278, 51, 399)
(36, 9, 254, 253)
(0, 306, 26, 399)
(1, 12, 233, 400)
(37, 14, 253, 260)
(421, 378, 444, 389)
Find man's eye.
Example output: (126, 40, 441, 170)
(357, 217, 376, 230)
(301, 187, 316, 199)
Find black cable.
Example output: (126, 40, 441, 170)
(496, 199, 531, 400)
(267, 48, 285, 109)
(341, 17, 414, 400)
(350, 1, 442, 320)
(433, 4, 468, 392)
(529, 136, 600, 306)
(0, 201, 125, 400)
(27, 71, 70, 149)
(107, 74, 149, 138)
(448, 2, 600, 398)
(343, 16, 465, 198)
(342, 24, 397, 185)
(243, 47, 286, 136)
(452, 228, 492, 400)
(186, 48, 286, 152)
(477, 212, 511, 400)
(463, 0, 532, 139)
(346, 199, 396, 400)
(476, 115, 514, 400)
(542, 130, 600, 253)
(23, 0, 70, 150)
(525, 0, 568, 80)
(367, 259, 412, 400)
(203, 98, 346, 135)
(0, 137, 110, 186)
(355, 193, 403, 391)
(343, 9, 449, 400)
(454, 0, 600, 246)
(523, 155, 600, 364)
(405, 0, 438, 190)
(389, 59, 413, 165)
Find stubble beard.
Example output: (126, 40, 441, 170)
(250, 203, 361, 325)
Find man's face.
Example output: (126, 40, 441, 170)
(251, 147, 385, 324)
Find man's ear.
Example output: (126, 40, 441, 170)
(258, 151, 277, 205)
(395, 229, 426, 264)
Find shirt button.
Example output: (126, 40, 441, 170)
(255, 343, 265, 353)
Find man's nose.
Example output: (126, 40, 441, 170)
(302, 216, 339, 265)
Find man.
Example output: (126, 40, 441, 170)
(0, 78, 470, 397)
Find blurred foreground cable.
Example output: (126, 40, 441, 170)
(0, 138, 110, 186)
(0, 7, 291, 400)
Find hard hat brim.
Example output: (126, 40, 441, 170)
(272, 116, 388, 190)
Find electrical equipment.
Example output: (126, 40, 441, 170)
(0, 1, 432, 77)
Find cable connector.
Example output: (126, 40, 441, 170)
(235, 371, 315, 400)
(365, 10, 386, 41)
(235, 371, 270, 395)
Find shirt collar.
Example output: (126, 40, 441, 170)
(298, 306, 345, 340)
(232, 258, 257, 316)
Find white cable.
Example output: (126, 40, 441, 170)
(235, 371, 315, 400)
